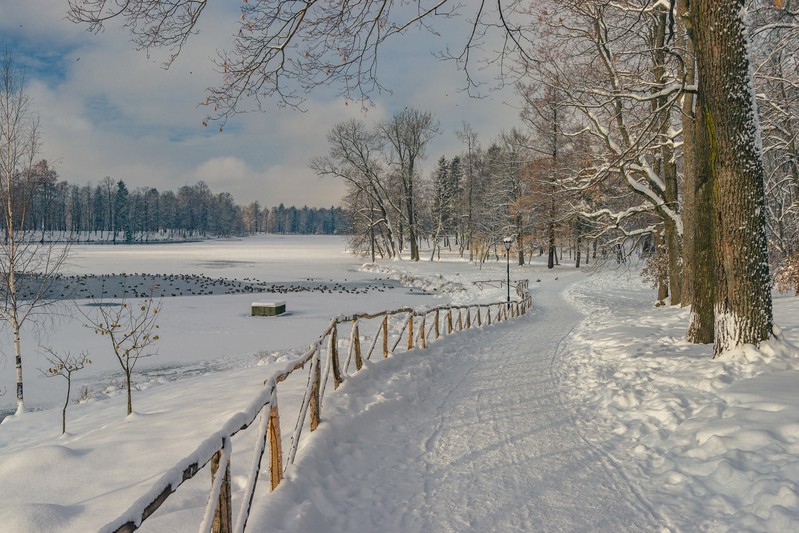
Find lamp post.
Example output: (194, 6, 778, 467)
(503, 237, 512, 308)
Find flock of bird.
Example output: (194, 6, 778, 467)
(14, 273, 400, 301)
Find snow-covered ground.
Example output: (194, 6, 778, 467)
(0, 235, 797, 532)
(0, 236, 442, 416)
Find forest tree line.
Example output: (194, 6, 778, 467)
(316, 113, 597, 268)
(9, 160, 348, 241)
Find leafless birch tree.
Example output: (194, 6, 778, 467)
(0, 53, 71, 415)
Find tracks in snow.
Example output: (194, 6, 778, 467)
(249, 271, 662, 532)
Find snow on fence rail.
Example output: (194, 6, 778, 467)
(472, 279, 530, 291)
(106, 285, 532, 533)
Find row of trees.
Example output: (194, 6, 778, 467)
(515, 0, 777, 355)
(243, 202, 348, 235)
(304, 1, 790, 358)
(5, 163, 348, 241)
(319, 114, 583, 268)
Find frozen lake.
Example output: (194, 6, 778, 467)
(0, 235, 451, 416)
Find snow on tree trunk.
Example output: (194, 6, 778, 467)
(691, 0, 773, 355)
(653, 8, 683, 305)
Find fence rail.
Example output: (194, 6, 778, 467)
(107, 283, 532, 533)
(472, 279, 529, 291)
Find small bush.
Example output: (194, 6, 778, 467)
(76, 386, 92, 403)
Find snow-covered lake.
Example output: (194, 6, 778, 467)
(0, 235, 452, 416)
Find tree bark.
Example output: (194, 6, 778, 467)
(686, 95, 716, 344)
(680, 0, 715, 344)
(653, 9, 683, 304)
(691, 0, 773, 355)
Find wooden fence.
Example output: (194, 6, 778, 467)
(106, 284, 532, 533)
(472, 279, 530, 291)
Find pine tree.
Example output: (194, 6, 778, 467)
(114, 180, 130, 244)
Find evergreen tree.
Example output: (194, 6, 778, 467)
(114, 180, 131, 244)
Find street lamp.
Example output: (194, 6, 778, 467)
(503, 237, 512, 308)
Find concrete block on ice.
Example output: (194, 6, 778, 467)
(251, 301, 286, 316)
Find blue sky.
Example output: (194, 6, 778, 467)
(1, 1, 520, 208)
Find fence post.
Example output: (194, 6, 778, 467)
(447, 309, 453, 334)
(383, 314, 389, 358)
(435, 309, 440, 339)
(352, 319, 363, 370)
(310, 350, 321, 431)
(420, 315, 426, 349)
(477, 307, 482, 326)
(487, 307, 492, 325)
(466, 308, 471, 329)
(407, 312, 414, 350)
(330, 325, 343, 389)
(269, 401, 283, 491)
(211, 448, 232, 533)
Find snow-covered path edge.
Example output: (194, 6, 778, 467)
(560, 270, 799, 532)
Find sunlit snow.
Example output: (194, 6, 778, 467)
(0, 235, 797, 531)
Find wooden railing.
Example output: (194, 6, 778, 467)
(472, 279, 529, 291)
(106, 287, 532, 533)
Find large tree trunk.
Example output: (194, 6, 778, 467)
(691, 0, 773, 355)
(685, 95, 716, 344)
(679, 0, 715, 344)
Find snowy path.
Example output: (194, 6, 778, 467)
(248, 273, 662, 532)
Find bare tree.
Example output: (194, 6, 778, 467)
(40, 348, 91, 434)
(456, 123, 480, 260)
(66, 0, 542, 127)
(0, 52, 72, 415)
(81, 296, 161, 416)
(69, 1, 464, 123)
(380, 108, 439, 261)
(749, 1, 799, 274)
(69, 0, 778, 357)
(522, 0, 683, 296)
(519, 81, 574, 269)
(311, 119, 401, 258)
(490, 129, 532, 265)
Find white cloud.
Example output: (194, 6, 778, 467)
(3, 0, 526, 208)
(194, 156, 346, 207)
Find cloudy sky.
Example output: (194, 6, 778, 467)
(1, 1, 521, 208)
